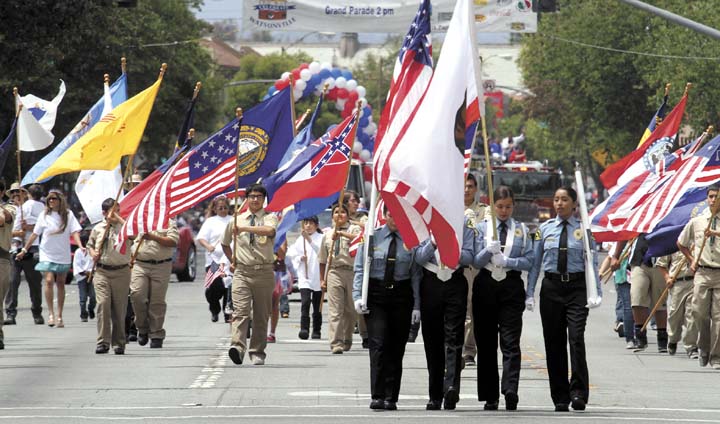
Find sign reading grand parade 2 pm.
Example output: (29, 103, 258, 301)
(243, 0, 537, 33)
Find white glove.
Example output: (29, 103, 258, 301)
(486, 240, 501, 255)
(525, 297, 535, 312)
(491, 253, 507, 267)
(411, 309, 421, 324)
(354, 299, 368, 315)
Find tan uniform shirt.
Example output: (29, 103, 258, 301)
(133, 220, 179, 261)
(656, 251, 692, 280)
(221, 209, 278, 266)
(89, 220, 131, 266)
(678, 211, 720, 268)
(0, 204, 16, 252)
(350, 212, 368, 227)
(465, 201, 488, 227)
(318, 223, 361, 268)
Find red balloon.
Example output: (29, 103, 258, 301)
(299, 63, 309, 70)
(337, 88, 349, 99)
(341, 109, 351, 119)
(343, 101, 354, 113)
(326, 88, 338, 101)
(348, 90, 359, 103)
(274, 79, 289, 90)
(363, 165, 372, 180)
(291, 69, 301, 82)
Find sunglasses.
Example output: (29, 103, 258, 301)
(47, 197, 59, 201)
(247, 194, 264, 200)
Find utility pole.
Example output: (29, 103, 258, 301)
(618, 0, 720, 41)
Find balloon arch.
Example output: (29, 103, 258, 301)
(262, 61, 376, 195)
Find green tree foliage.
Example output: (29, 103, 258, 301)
(0, 0, 221, 183)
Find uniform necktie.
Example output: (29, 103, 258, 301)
(499, 221, 508, 249)
(558, 220, 568, 274)
(384, 233, 397, 283)
(249, 214, 256, 245)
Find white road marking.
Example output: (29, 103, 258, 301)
(188, 337, 230, 389)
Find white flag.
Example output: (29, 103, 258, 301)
(75, 82, 123, 224)
(16, 80, 66, 152)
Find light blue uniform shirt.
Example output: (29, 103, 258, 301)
(526, 216, 601, 299)
(353, 225, 422, 310)
(414, 218, 476, 267)
(474, 218, 534, 271)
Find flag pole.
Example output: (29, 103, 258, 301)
(477, 90, 497, 240)
(121, 57, 127, 74)
(289, 75, 298, 137)
(12, 87, 25, 228)
(232, 107, 244, 270)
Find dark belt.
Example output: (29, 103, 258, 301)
(370, 277, 411, 290)
(545, 272, 584, 282)
(97, 263, 128, 271)
(698, 265, 720, 270)
(676, 276, 693, 282)
(136, 258, 172, 265)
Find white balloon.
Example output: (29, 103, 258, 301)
(321, 62, 332, 70)
(295, 79, 307, 91)
(300, 69, 312, 81)
(356, 86, 366, 98)
(324, 77, 336, 90)
(363, 122, 377, 135)
(281, 72, 291, 81)
(335, 99, 346, 111)
(360, 149, 372, 162)
(294, 88, 304, 101)
(358, 97, 368, 108)
(309, 61, 321, 74)
(335, 76, 347, 89)
(346, 79, 358, 91)
(353, 142, 363, 154)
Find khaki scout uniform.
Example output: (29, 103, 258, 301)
(463, 201, 487, 361)
(656, 252, 697, 352)
(89, 220, 131, 349)
(130, 221, 179, 341)
(0, 204, 16, 346)
(222, 209, 278, 362)
(318, 223, 361, 351)
(349, 213, 369, 341)
(678, 210, 720, 364)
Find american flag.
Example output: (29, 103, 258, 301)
(204, 263, 225, 289)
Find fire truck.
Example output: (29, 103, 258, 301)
(475, 161, 564, 231)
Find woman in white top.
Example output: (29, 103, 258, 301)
(17, 190, 83, 328)
(286, 216, 324, 339)
(196, 196, 233, 323)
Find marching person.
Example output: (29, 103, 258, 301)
(414, 215, 475, 410)
(463, 173, 487, 367)
(196, 196, 233, 323)
(286, 216, 324, 340)
(656, 252, 698, 357)
(473, 186, 533, 411)
(319, 203, 362, 354)
(0, 181, 17, 349)
(87, 199, 132, 354)
(345, 190, 370, 347)
(73, 232, 96, 322)
(17, 189, 83, 328)
(129, 219, 179, 349)
(352, 206, 422, 411)
(527, 186, 600, 412)
(222, 184, 278, 366)
(4, 183, 44, 326)
(677, 184, 720, 368)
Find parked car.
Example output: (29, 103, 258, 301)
(172, 223, 196, 282)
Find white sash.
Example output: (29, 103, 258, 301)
(484, 219, 517, 280)
(422, 236, 456, 282)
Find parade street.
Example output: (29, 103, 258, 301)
(0, 255, 717, 424)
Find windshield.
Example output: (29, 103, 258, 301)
(492, 171, 560, 197)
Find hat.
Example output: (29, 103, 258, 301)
(7, 182, 28, 195)
(130, 173, 143, 184)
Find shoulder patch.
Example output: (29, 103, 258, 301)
(534, 229, 542, 241)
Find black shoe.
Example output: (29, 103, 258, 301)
(114, 346, 125, 355)
(3, 317, 16, 325)
(298, 329, 309, 340)
(95, 344, 109, 354)
(668, 342, 677, 356)
(700, 353, 710, 367)
(443, 386, 459, 410)
(369, 399, 385, 410)
(555, 403, 569, 412)
(408, 333, 418, 343)
(88, 310, 95, 320)
(81, 316, 88, 322)
(615, 321, 625, 338)
(33, 315, 44, 325)
(505, 391, 518, 411)
(362, 338, 369, 349)
(211, 313, 219, 322)
(657, 329, 669, 353)
(138, 334, 149, 346)
(384, 401, 397, 411)
(463, 355, 476, 366)
(483, 401, 499, 410)
(311, 331, 321, 339)
(127, 334, 138, 343)
(0, 340, 4, 349)
(150, 339, 163, 348)
(426, 400, 442, 410)
(571, 396, 586, 411)
(228, 346, 243, 364)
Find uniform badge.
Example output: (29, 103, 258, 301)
(515, 228, 522, 237)
(573, 229, 583, 240)
(534, 229, 542, 241)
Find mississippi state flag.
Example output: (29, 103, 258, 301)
(264, 112, 359, 212)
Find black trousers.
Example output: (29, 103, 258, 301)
(300, 288, 322, 328)
(205, 265, 229, 315)
(473, 269, 525, 402)
(420, 269, 467, 402)
(539, 277, 590, 405)
(365, 278, 413, 402)
(4, 250, 43, 317)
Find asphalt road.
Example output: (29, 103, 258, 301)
(0, 254, 718, 423)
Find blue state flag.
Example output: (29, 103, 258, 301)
(279, 93, 323, 167)
(645, 188, 707, 259)
(22, 73, 128, 186)
(0, 117, 17, 175)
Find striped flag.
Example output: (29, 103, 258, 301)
(204, 263, 225, 289)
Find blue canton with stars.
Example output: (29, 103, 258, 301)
(310, 115, 355, 177)
(399, 0, 432, 67)
(187, 119, 239, 180)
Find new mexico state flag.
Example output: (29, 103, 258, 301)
(36, 76, 163, 182)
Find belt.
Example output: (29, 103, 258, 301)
(136, 258, 172, 265)
(698, 265, 720, 270)
(480, 268, 521, 280)
(97, 263, 128, 271)
(329, 265, 353, 271)
(676, 276, 694, 282)
(545, 272, 584, 282)
(239, 263, 273, 270)
(370, 278, 410, 290)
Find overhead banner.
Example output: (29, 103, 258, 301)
(243, 0, 537, 33)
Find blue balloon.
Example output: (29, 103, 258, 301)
(268, 86, 277, 95)
(359, 116, 369, 128)
(341, 70, 353, 80)
(330, 68, 343, 78)
(358, 131, 370, 145)
(363, 105, 372, 116)
(319, 69, 331, 79)
(327, 124, 338, 132)
(303, 83, 314, 97)
(309, 74, 321, 87)
(262, 94, 270, 101)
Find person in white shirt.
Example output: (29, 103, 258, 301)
(196, 196, 233, 323)
(17, 190, 83, 328)
(73, 233, 95, 322)
(286, 216, 324, 339)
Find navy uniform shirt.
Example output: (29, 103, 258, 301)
(353, 225, 423, 310)
(527, 215, 600, 299)
(473, 217, 534, 271)
(414, 217, 476, 267)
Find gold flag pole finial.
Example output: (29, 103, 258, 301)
(159, 63, 168, 78)
(322, 82, 330, 94)
(104, 74, 110, 84)
(236, 107, 243, 120)
(121, 57, 127, 74)
(707, 125, 714, 135)
(193, 82, 202, 100)
(664, 83, 671, 96)
(187, 128, 195, 140)
(684, 83, 692, 95)
(12, 87, 18, 98)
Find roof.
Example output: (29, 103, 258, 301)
(200, 37, 259, 69)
